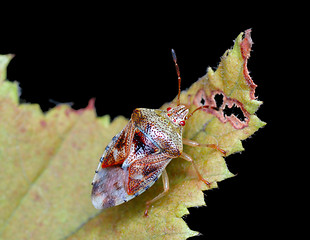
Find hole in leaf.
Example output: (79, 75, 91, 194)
(200, 96, 206, 106)
(214, 93, 224, 109)
(223, 103, 246, 122)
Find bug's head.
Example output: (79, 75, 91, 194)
(166, 105, 189, 126)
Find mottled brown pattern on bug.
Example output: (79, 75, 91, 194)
(92, 105, 190, 209)
(132, 108, 184, 157)
(101, 120, 134, 168)
(126, 154, 171, 194)
(114, 107, 189, 195)
(132, 129, 158, 158)
(92, 165, 128, 208)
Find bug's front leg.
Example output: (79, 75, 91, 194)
(180, 139, 226, 187)
(179, 152, 211, 187)
(144, 169, 169, 217)
(182, 138, 227, 156)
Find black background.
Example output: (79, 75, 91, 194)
(1, 10, 289, 239)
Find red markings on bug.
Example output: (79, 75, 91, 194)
(101, 121, 134, 168)
(132, 129, 158, 158)
(127, 154, 169, 195)
(193, 89, 250, 129)
(240, 29, 257, 100)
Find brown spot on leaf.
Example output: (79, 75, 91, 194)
(19, 127, 26, 133)
(40, 120, 47, 128)
(32, 192, 41, 201)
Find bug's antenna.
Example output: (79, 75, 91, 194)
(171, 49, 181, 106)
(186, 105, 217, 120)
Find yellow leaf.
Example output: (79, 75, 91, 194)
(0, 30, 265, 240)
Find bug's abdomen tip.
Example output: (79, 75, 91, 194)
(91, 165, 135, 209)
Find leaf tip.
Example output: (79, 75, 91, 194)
(240, 29, 253, 60)
(0, 54, 15, 83)
(240, 29, 257, 100)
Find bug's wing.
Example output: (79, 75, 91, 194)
(101, 120, 135, 168)
(126, 154, 172, 195)
(91, 155, 171, 210)
(92, 165, 137, 209)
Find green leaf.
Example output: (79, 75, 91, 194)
(0, 30, 265, 239)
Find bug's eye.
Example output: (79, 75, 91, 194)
(166, 107, 172, 111)
(179, 120, 185, 126)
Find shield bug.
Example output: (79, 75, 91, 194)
(91, 49, 226, 216)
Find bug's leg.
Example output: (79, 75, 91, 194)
(179, 152, 211, 187)
(182, 138, 227, 156)
(144, 169, 169, 217)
